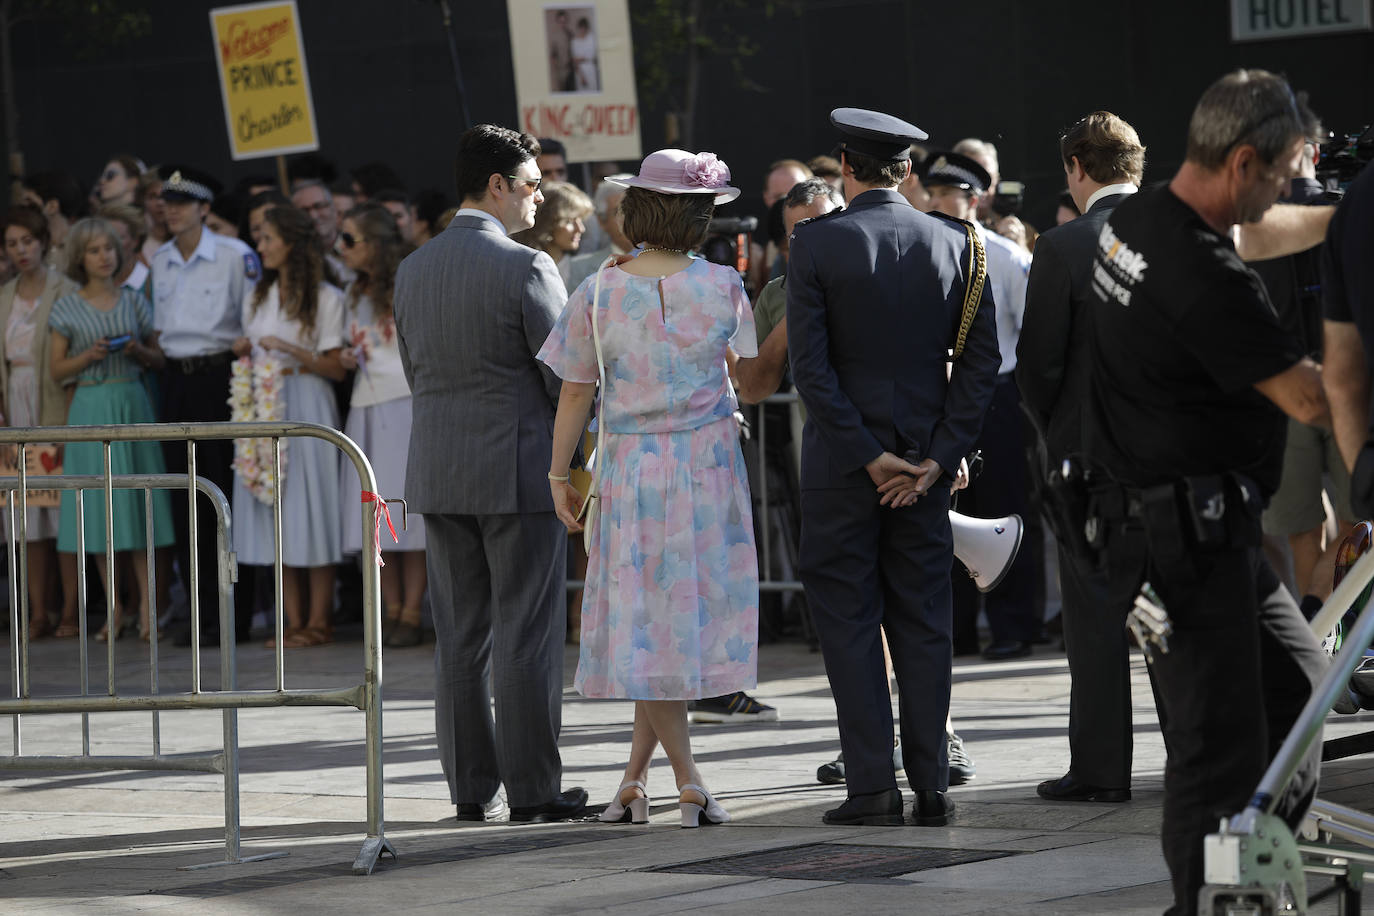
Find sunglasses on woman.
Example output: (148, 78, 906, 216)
(339, 231, 364, 248)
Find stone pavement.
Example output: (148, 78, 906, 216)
(2, 634, 1372, 914)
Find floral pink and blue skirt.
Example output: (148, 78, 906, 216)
(575, 415, 759, 700)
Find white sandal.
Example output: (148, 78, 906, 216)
(599, 780, 650, 824)
(678, 783, 730, 828)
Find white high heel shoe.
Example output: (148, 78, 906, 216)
(599, 780, 650, 824)
(678, 784, 730, 828)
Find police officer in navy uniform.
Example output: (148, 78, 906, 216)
(788, 109, 1001, 827)
(151, 168, 261, 645)
(921, 151, 1040, 661)
(1081, 71, 1328, 914)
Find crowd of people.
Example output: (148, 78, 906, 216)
(1, 65, 1365, 916)
(3, 155, 443, 648)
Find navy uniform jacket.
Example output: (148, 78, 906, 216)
(786, 188, 1002, 489)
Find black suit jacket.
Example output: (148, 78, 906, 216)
(786, 188, 1001, 489)
(1016, 192, 1131, 461)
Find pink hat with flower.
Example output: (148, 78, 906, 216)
(608, 149, 740, 205)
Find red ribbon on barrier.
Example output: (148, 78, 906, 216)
(361, 491, 399, 566)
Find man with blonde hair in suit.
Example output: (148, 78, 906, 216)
(393, 124, 587, 824)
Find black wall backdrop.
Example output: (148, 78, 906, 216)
(9, 0, 1372, 231)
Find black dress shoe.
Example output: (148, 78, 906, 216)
(981, 639, 1032, 661)
(1036, 772, 1130, 803)
(911, 789, 955, 826)
(822, 788, 904, 826)
(509, 787, 589, 823)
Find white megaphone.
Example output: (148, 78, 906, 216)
(951, 511, 1024, 593)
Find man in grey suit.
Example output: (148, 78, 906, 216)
(393, 124, 587, 823)
(1016, 111, 1145, 804)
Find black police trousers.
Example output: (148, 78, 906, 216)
(159, 361, 256, 639)
(801, 483, 953, 797)
(1103, 519, 1325, 916)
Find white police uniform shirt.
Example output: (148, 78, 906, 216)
(977, 223, 1032, 376)
(151, 228, 260, 359)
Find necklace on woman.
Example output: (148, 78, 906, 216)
(639, 246, 688, 254)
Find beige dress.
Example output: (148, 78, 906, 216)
(5, 294, 60, 539)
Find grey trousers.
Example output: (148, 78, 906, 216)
(425, 511, 567, 808)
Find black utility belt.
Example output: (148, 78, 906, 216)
(1090, 471, 1263, 556)
(167, 351, 235, 375)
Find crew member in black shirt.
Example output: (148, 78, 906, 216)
(1082, 69, 1329, 916)
(1322, 161, 1374, 512)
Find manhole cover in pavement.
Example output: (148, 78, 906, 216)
(652, 843, 1016, 881)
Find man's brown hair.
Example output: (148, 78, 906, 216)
(1060, 111, 1146, 185)
(841, 149, 908, 188)
(619, 187, 714, 251)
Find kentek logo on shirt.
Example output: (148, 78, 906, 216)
(1092, 223, 1150, 307)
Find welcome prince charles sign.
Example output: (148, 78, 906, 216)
(209, 0, 321, 160)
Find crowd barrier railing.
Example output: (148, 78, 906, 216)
(0, 421, 396, 876)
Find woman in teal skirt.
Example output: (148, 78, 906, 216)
(49, 217, 174, 641)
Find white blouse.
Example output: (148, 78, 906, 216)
(241, 281, 346, 368)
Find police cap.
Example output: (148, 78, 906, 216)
(161, 167, 221, 204)
(920, 152, 992, 195)
(830, 108, 928, 162)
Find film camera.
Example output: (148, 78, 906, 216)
(1318, 126, 1373, 188)
(699, 215, 757, 275)
(991, 179, 1025, 218)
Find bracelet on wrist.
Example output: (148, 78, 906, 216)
(547, 472, 569, 482)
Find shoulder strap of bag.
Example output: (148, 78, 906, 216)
(953, 224, 988, 360)
(584, 257, 612, 499)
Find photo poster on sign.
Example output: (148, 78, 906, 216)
(507, 0, 642, 163)
(0, 446, 62, 508)
(209, 0, 320, 160)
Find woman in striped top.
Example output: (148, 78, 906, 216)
(49, 217, 175, 641)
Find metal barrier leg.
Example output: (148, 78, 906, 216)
(179, 471, 285, 871)
(354, 462, 395, 876)
(6, 489, 19, 755)
(76, 489, 89, 754)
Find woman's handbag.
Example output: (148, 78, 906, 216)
(575, 258, 613, 552)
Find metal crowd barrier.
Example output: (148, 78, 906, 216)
(752, 391, 806, 596)
(0, 421, 395, 876)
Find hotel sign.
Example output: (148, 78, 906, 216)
(1232, 0, 1372, 41)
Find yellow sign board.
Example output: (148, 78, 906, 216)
(209, 0, 319, 160)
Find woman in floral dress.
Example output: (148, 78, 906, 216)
(540, 149, 758, 828)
